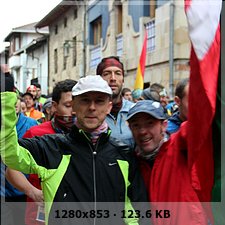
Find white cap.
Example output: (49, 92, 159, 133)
(72, 75, 112, 96)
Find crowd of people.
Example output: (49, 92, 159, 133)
(0, 55, 218, 225)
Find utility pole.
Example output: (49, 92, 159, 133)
(169, 0, 175, 98)
(82, 0, 87, 77)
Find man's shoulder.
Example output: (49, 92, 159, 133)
(19, 113, 37, 125)
(23, 121, 55, 138)
(38, 96, 47, 104)
(121, 99, 135, 112)
(108, 136, 134, 155)
(167, 112, 182, 134)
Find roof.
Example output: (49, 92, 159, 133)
(36, 0, 81, 28)
(4, 22, 49, 41)
(26, 36, 48, 52)
(13, 36, 48, 55)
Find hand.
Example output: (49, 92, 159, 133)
(0, 69, 15, 92)
(25, 187, 44, 206)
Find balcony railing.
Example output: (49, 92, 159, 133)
(9, 55, 21, 69)
(116, 34, 123, 57)
(90, 45, 102, 69)
(145, 20, 155, 52)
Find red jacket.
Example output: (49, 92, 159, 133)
(138, 122, 212, 225)
(23, 121, 55, 225)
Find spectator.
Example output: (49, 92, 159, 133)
(26, 85, 42, 111)
(34, 83, 47, 105)
(167, 78, 189, 134)
(141, 88, 160, 102)
(22, 92, 43, 120)
(122, 87, 133, 101)
(97, 56, 135, 147)
(37, 97, 54, 123)
(1, 75, 148, 225)
(132, 89, 143, 102)
(20, 99, 27, 114)
(150, 83, 170, 115)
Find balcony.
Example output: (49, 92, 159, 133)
(8, 55, 21, 69)
(116, 34, 123, 57)
(90, 45, 102, 69)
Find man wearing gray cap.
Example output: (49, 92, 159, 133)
(1, 75, 148, 225)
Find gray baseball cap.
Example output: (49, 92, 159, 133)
(127, 100, 166, 120)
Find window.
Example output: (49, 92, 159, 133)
(117, 3, 123, 34)
(74, 8, 77, 19)
(150, 0, 156, 18)
(54, 49, 58, 73)
(63, 55, 67, 70)
(14, 37, 20, 51)
(92, 17, 102, 45)
(54, 25, 58, 35)
(72, 37, 77, 66)
(145, 20, 155, 52)
(64, 18, 67, 28)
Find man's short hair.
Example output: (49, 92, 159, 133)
(22, 92, 34, 99)
(96, 56, 124, 76)
(122, 88, 131, 97)
(150, 83, 168, 97)
(175, 78, 189, 99)
(34, 83, 41, 89)
(52, 79, 77, 103)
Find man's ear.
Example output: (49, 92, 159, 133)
(51, 101, 58, 112)
(174, 96, 181, 107)
(162, 120, 168, 133)
(107, 101, 113, 114)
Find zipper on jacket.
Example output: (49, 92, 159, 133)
(120, 114, 123, 134)
(79, 129, 111, 225)
(92, 150, 97, 225)
(88, 137, 99, 225)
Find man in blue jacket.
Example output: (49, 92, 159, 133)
(167, 78, 189, 134)
(97, 56, 135, 148)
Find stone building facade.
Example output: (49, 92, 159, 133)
(36, 0, 190, 96)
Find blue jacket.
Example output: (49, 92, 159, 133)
(167, 111, 182, 134)
(106, 99, 135, 148)
(1, 113, 37, 197)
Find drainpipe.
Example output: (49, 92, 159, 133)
(169, 0, 175, 98)
(83, 0, 87, 77)
(35, 27, 49, 93)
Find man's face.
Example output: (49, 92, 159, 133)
(23, 95, 34, 109)
(20, 102, 27, 113)
(72, 92, 112, 132)
(160, 95, 169, 107)
(52, 92, 73, 116)
(36, 88, 41, 99)
(15, 99, 21, 114)
(176, 84, 189, 121)
(101, 66, 124, 98)
(123, 91, 132, 101)
(27, 87, 37, 98)
(129, 113, 167, 153)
